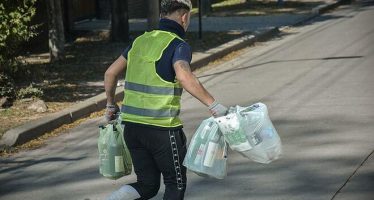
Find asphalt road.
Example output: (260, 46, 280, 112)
(1, 2, 373, 200)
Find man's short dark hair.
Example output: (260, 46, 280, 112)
(161, 0, 192, 16)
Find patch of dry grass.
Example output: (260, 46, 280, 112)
(0, 109, 105, 157)
(0, 100, 73, 138)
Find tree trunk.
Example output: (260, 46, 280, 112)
(64, 0, 74, 34)
(147, 0, 159, 30)
(201, 0, 212, 16)
(111, 0, 129, 42)
(46, 0, 65, 62)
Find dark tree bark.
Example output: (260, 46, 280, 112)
(46, 0, 65, 62)
(201, 0, 212, 16)
(111, 0, 129, 42)
(147, 0, 159, 30)
(64, 0, 74, 34)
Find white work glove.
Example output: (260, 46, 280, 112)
(105, 104, 120, 122)
(208, 101, 228, 118)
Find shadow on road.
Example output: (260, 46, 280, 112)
(198, 55, 363, 78)
(0, 156, 86, 174)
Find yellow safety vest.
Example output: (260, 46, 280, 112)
(120, 30, 183, 128)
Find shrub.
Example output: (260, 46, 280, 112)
(0, 0, 39, 101)
(16, 84, 43, 99)
(0, 0, 38, 71)
(0, 73, 16, 99)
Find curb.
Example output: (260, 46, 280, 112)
(0, 0, 346, 148)
(294, 0, 349, 26)
(312, 0, 350, 15)
(0, 88, 123, 148)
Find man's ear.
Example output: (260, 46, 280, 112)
(181, 12, 189, 30)
(181, 12, 188, 24)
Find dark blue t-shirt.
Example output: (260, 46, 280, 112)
(122, 19, 192, 83)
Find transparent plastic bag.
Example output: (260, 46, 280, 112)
(183, 117, 227, 179)
(236, 103, 282, 164)
(214, 113, 252, 152)
(98, 119, 132, 180)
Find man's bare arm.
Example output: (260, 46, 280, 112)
(174, 60, 215, 107)
(104, 55, 127, 105)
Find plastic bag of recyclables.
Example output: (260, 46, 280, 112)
(98, 119, 132, 180)
(215, 102, 282, 164)
(183, 117, 227, 179)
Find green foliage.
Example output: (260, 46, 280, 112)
(0, 73, 16, 99)
(16, 84, 43, 99)
(0, 0, 37, 68)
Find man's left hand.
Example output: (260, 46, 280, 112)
(105, 104, 120, 122)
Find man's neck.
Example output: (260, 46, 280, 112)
(159, 18, 186, 38)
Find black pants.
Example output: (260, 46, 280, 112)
(123, 123, 187, 200)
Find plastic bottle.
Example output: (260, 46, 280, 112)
(250, 132, 263, 146)
(108, 126, 125, 178)
(239, 110, 264, 147)
(193, 143, 206, 166)
(99, 125, 111, 177)
(98, 125, 105, 175)
(203, 132, 220, 167)
(193, 121, 212, 166)
(200, 123, 211, 139)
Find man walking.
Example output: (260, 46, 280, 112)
(104, 0, 228, 199)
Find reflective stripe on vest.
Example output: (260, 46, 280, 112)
(121, 105, 180, 118)
(125, 81, 183, 96)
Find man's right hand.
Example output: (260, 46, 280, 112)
(105, 104, 120, 122)
(208, 101, 228, 118)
